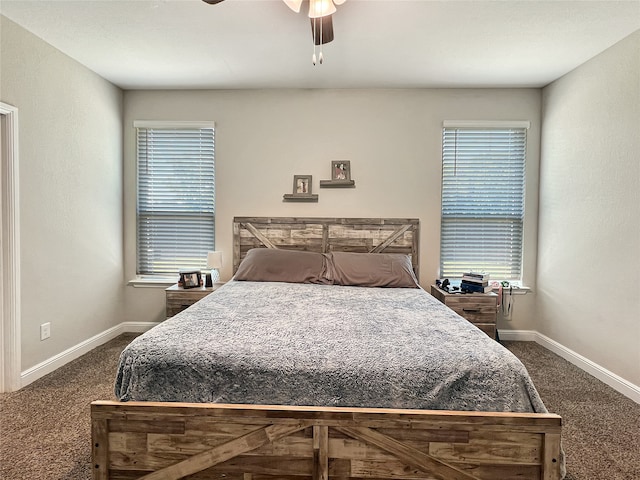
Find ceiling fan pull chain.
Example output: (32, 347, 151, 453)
(312, 17, 317, 65)
(319, 12, 324, 64)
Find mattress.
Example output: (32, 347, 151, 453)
(115, 281, 548, 414)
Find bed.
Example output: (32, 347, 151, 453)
(91, 217, 564, 480)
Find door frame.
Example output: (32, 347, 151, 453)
(0, 101, 21, 393)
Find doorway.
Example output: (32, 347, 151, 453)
(0, 101, 20, 393)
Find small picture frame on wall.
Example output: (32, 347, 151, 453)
(179, 270, 202, 289)
(331, 161, 351, 181)
(294, 175, 313, 195)
(283, 175, 319, 202)
(320, 160, 355, 188)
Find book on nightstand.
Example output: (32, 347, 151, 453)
(460, 282, 493, 293)
(461, 272, 492, 293)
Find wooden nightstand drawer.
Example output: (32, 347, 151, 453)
(165, 283, 224, 318)
(473, 323, 496, 339)
(430, 285, 498, 339)
(444, 297, 496, 323)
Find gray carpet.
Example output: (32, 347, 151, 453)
(502, 341, 640, 480)
(0, 334, 638, 479)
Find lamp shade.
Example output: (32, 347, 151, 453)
(207, 251, 223, 269)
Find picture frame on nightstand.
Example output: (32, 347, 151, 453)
(179, 270, 202, 289)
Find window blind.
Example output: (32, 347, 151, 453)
(440, 127, 526, 280)
(136, 125, 215, 275)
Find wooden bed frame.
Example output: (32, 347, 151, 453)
(91, 217, 563, 480)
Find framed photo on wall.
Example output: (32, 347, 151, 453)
(283, 175, 318, 202)
(293, 175, 313, 195)
(331, 161, 351, 181)
(320, 160, 355, 188)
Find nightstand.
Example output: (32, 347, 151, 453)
(165, 283, 224, 319)
(430, 285, 498, 339)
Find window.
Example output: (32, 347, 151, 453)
(135, 121, 215, 276)
(440, 122, 528, 281)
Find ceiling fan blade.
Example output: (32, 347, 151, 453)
(283, 0, 303, 13)
(202, 0, 226, 4)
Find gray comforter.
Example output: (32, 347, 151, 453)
(115, 281, 548, 413)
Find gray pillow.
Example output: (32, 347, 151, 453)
(234, 248, 328, 284)
(327, 252, 419, 288)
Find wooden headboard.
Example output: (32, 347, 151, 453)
(232, 217, 420, 280)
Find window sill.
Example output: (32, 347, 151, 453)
(490, 285, 531, 295)
(128, 277, 178, 288)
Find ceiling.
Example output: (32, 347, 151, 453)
(1, 0, 639, 90)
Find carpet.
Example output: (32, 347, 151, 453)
(0, 334, 638, 479)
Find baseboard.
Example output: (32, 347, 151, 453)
(20, 321, 158, 388)
(534, 332, 640, 405)
(499, 329, 640, 405)
(497, 329, 538, 342)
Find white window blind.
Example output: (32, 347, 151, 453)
(136, 124, 215, 276)
(440, 126, 527, 281)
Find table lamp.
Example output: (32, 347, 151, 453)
(206, 251, 223, 287)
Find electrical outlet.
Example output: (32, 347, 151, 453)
(40, 322, 51, 340)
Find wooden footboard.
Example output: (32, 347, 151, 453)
(91, 401, 562, 480)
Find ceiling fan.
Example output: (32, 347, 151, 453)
(202, 0, 347, 64)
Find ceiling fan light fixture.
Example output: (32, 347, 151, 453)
(282, 0, 303, 13)
(311, 15, 334, 45)
(308, 0, 337, 19)
(202, 0, 347, 66)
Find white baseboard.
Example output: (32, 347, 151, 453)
(498, 329, 640, 405)
(20, 321, 158, 388)
(534, 332, 640, 405)
(497, 329, 538, 342)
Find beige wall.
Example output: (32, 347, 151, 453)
(538, 31, 640, 385)
(123, 88, 542, 329)
(0, 16, 125, 371)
